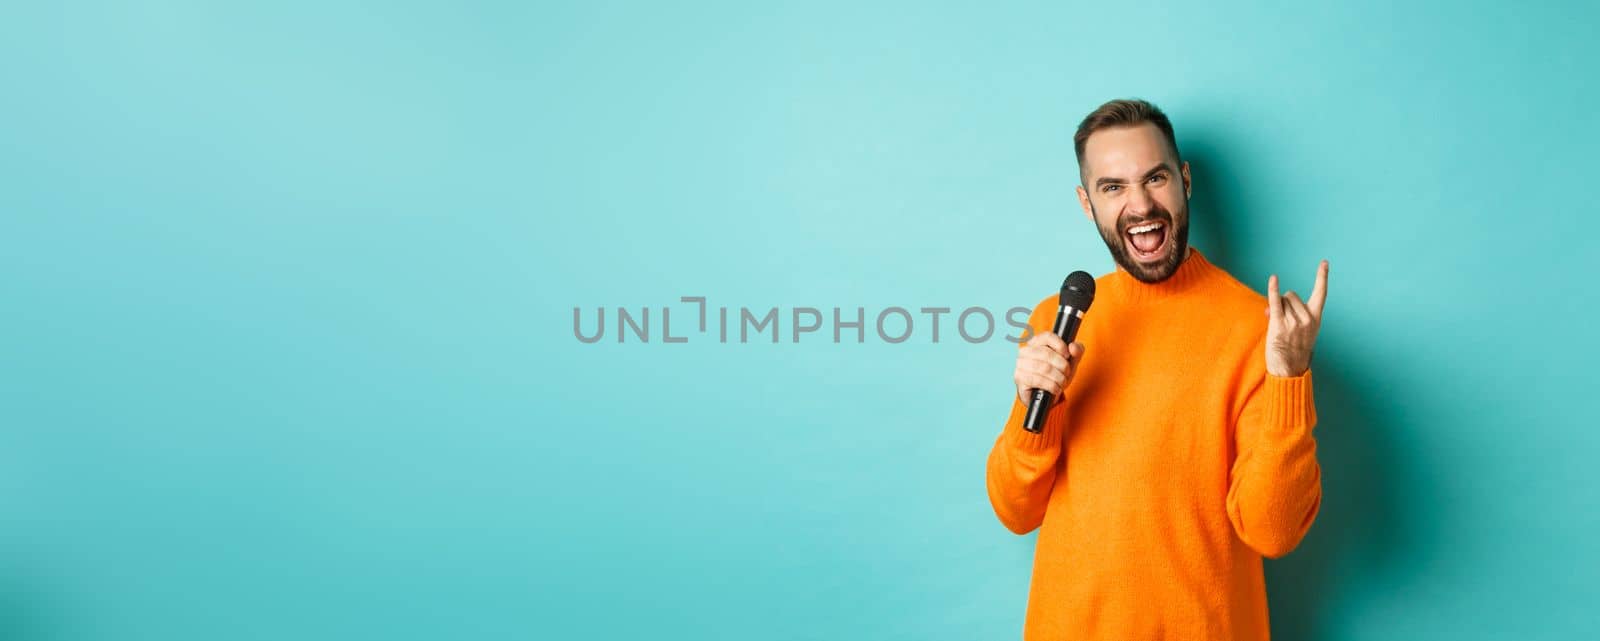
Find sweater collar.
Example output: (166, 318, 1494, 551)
(1107, 246, 1215, 303)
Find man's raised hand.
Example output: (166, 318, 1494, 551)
(1264, 260, 1328, 377)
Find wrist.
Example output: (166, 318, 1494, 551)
(1267, 365, 1309, 378)
(1267, 348, 1315, 377)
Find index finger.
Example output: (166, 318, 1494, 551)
(1026, 330, 1068, 356)
(1308, 260, 1329, 319)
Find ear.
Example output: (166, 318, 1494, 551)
(1075, 185, 1094, 222)
(1180, 161, 1192, 199)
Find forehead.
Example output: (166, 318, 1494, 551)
(1080, 123, 1177, 180)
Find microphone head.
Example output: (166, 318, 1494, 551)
(1060, 271, 1096, 311)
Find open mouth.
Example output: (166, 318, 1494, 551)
(1124, 220, 1170, 263)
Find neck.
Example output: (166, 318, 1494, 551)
(1112, 246, 1192, 276)
(1111, 246, 1210, 303)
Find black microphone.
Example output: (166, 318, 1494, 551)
(1023, 271, 1096, 433)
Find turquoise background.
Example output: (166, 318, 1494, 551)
(3, 1, 1597, 639)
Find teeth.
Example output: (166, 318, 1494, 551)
(1128, 222, 1164, 234)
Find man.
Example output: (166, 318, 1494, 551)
(985, 98, 1328, 640)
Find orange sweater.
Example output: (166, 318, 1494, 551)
(986, 248, 1321, 641)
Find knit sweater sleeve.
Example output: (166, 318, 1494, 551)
(985, 299, 1069, 535)
(1225, 345, 1323, 558)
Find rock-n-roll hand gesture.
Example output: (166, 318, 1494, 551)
(1264, 260, 1329, 377)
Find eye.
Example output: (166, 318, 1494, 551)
(1102, 185, 1120, 193)
(1147, 174, 1167, 184)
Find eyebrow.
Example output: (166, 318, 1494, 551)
(1094, 163, 1175, 189)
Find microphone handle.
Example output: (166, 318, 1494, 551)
(1023, 305, 1084, 433)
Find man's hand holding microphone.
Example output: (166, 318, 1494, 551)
(1014, 332, 1085, 407)
(1017, 272, 1096, 432)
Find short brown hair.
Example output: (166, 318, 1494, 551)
(1073, 99, 1181, 170)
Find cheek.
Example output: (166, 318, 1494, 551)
(1092, 198, 1124, 222)
(1098, 217, 1123, 240)
(1157, 188, 1187, 215)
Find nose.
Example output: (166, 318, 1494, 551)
(1124, 183, 1154, 217)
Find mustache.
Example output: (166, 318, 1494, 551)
(1117, 209, 1175, 233)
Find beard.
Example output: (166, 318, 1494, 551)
(1092, 200, 1191, 284)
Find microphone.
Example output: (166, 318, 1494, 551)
(1023, 271, 1096, 433)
